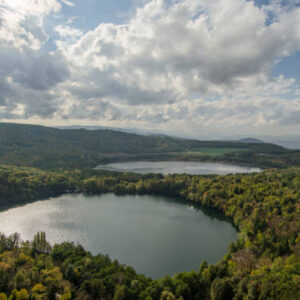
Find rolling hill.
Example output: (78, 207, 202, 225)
(0, 122, 297, 169)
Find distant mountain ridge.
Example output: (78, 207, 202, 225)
(55, 125, 167, 137)
(0, 122, 296, 169)
(237, 138, 264, 144)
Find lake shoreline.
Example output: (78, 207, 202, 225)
(95, 160, 262, 175)
(0, 193, 238, 278)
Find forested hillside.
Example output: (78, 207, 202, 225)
(0, 123, 298, 169)
(0, 165, 299, 299)
(0, 123, 299, 299)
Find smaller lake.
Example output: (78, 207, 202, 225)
(0, 194, 237, 278)
(96, 161, 261, 175)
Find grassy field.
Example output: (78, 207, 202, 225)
(186, 147, 245, 156)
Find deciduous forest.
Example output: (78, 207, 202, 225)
(0, 163, 299, 299)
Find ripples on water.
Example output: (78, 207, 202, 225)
(0, 193, 237, 278)
(96, 161, 261, 175)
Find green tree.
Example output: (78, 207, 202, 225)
(210, 278, 234, 300)
(113, 285, 127, 300)
(8, 289, 29, 300)
(32, 232, 51, 256)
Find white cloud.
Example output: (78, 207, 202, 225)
(60, 0, 75, 7)
(56, 0, 300, 100)
(0, 0, 61, 50)
(55, 25, 82, 39)
(1, 0, 300, 137)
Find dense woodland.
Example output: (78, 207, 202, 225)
(0, 165, 299, 299)
(1, 123, 299, 169)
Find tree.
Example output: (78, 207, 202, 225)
(210, 278, 234, 300)
(113, 285, 127, 300)
(31, 232, 51, 256)
(160, 290, 176, 300)
(8, 289, 29, 300)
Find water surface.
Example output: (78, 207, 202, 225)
(0, 194, 237, 278)
(96, 161, 261, 175)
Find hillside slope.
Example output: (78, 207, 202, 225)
(0, 166, 299, 299)
(0, 122, 295, 169)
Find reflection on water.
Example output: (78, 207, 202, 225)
(0, 193, 237, 278)
(96, 161, 261, 175)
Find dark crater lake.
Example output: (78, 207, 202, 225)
(96, 161, 261, 175)
(0, 193, 237, 278)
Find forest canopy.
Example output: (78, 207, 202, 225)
(0, 122, 299, 169)
(0, 165, 299, 299)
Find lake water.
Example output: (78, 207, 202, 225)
(0, 193, 237, 278)
(96, 161, 261, 175)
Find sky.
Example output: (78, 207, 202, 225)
(0, 0, 300, 140)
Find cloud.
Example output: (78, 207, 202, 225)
(0, 46, 70, 119)
(54, 25, 82, 39)
(0, 0, 300, 137)
(14, 53, 70, 91)
(0, 0, 61, 50)
(57, 0, 300, 100)
(60, 0, 75, 7)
